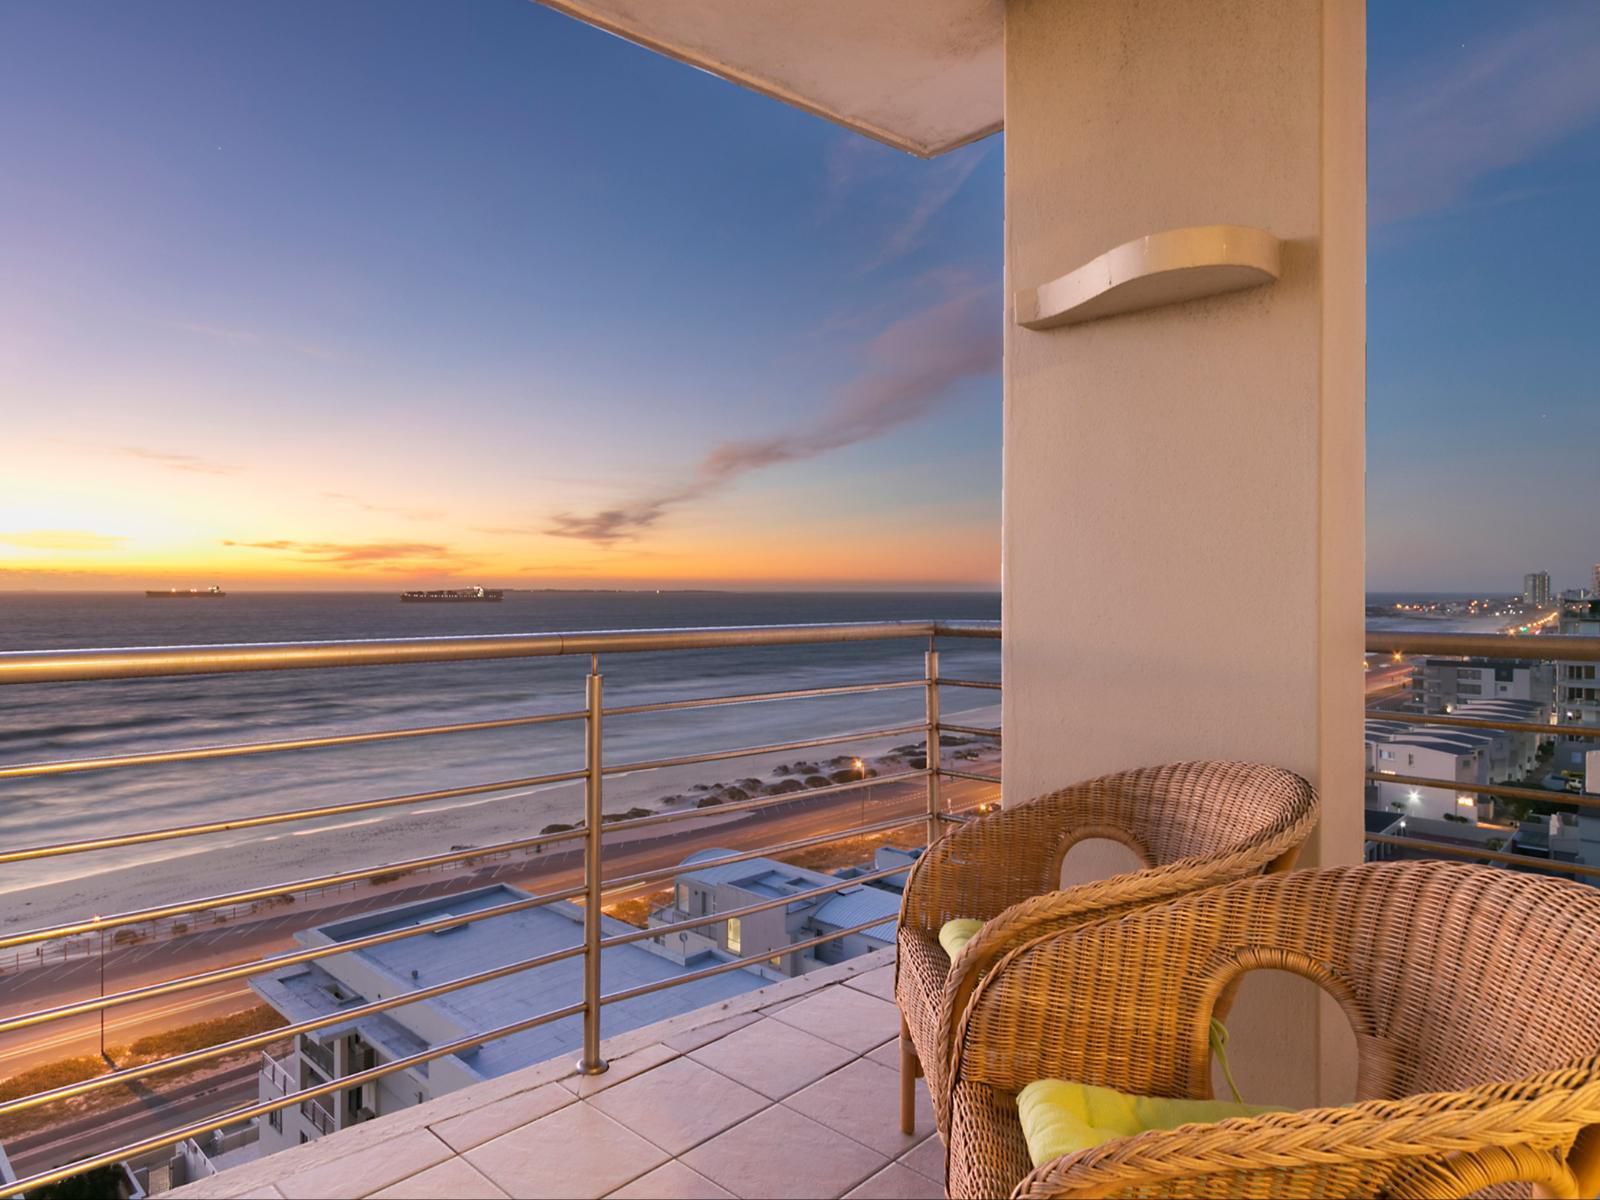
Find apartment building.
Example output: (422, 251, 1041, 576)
(251, 885, 766, 1155)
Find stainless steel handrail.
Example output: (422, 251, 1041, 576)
(0, 621, 971, 684)
(1364, 630, 1600, 662)
(0, 620, 1001, 1197)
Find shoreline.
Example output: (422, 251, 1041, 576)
(1, 704, 1000, 941)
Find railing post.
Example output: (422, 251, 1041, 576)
(577, 654, 609, 1076)
(925, 640, 941, 844)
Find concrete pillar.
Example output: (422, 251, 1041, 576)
(1002, 0, 1365, 1107)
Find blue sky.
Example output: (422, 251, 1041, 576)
(0, 1, 1596, 592)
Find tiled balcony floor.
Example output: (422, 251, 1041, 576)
(165, 948, 944, 1200)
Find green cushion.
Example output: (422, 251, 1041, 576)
(1017, 1079, 1283, 1167)
(938, 918, 984, 960)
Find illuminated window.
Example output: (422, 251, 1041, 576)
(727, 917, 742, 954)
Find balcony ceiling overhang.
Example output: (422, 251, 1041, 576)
(534, 0, 1003, 157)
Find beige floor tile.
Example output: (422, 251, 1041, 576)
(589, 1055, 768, 1155)
(465, 1101, 670, 1199)
(429, 1081, 574, 1152)
(662, 1012, 761, 1053)
(561, 1042, 681, 1098)
(842, 965, 897, 1003)
(681, 1106, 888, 1200)
(607, 1160, 738, 1199)
(372, 1157, 510, 1199)
(276, 1130, 454, 1200)
(767, 985, 901, 1053)
(897, 1136, 946, 1185)
(865, 1038, 902, 1070)
(687, 1017, 857, 1100)
(843, 1162, 946, 1200)
(783, 1058, 935, 1157)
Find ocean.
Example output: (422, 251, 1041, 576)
(0, 591, 1000, 892)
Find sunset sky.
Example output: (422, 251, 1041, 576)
(2, 1, 1598, 592)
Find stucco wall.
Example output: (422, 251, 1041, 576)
(1002, 0, 1365, 1106)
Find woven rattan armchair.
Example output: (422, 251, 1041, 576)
(945, 861, 1600, 1199)
(895, 760, 1318, 1138)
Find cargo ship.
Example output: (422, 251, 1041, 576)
(400, 587, 503, 603)
(146, 586, 226, 598)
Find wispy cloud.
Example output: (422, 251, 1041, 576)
(1372, 5, 1600, 223)
(862, 147, 987, 272)
(221, 539, 468, 571)
(546, 284, 999, 546)
(321, 492, 445, 522)
(120, 446, 240, 476)
(0, 529, 125, 551)
(820, 135, 988, 272)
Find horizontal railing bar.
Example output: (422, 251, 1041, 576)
(0, 998, 588, 1199)
(601, 862, 910, 949)
(593, 768, 930, 836)
(938, 723, 1002, 740)
(932, 622, 1002, 640)
(0, 620, 1003, 685)
(936, 676, 1002, 691)
(1364, 770, 1600, 809)
(0, 768, 587, 868)
(601, 915, 891, 1006)
(939, 767, 1003, 785)
(0, 884, 586, 1033)
(1364, 631, 1600, 663)
(0, 940, 586, 1118)
(0, 823, 589, 951)
(602, 722, 925, 776)
(1365, 832, 1600, 881)
(1363, 709, 1599, 739)
(0, 709, 587, 781)
(602, 678, 923, 717)
(601, 813, 924, 893)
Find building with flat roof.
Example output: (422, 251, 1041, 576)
(251, 885, 765, 1154)
(648, 848, 903, 978)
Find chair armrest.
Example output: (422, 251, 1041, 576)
(1012, 1059, 1600, 1200)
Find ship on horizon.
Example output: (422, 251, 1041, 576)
(400, 586, 504, 603)
(146, 586, 226, 598)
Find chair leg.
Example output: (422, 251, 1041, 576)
(900, 1014, 919, 1136)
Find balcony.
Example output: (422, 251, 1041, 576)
(0, 621, 998, 1197)
(164, 949, 934, 1200)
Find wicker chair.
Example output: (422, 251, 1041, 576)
(895, 760, 1318, 1138)
(945, 861, 1600, 1199)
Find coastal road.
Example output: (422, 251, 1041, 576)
(0, 772, 997, 1077)
(3, 1062, 258, 1181)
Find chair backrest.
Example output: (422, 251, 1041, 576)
(901, 760, 1319, 935)
(955, 861, 1600, 1107)
(1028, 760, 1318, 876)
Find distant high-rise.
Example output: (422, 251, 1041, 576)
(1593, 562, 1600, 597)
(1524, 571, 1552, 608)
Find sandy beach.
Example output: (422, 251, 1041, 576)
(2, 703, 1000, 943)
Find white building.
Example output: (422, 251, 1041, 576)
(1367, 721, 1486, 822)
(647, 848, 904, 979)
(251, 885, 766, 1155)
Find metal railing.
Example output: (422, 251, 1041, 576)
(0, 620, 1000, 1195)
(1363, 629, 1600, 878)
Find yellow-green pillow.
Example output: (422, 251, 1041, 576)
(938, 918, 984, 959)
(1017, 1079, 1283, 1167)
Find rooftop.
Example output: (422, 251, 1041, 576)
(255, 885, 766, 1082)
(169, 949, 941, 1200)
